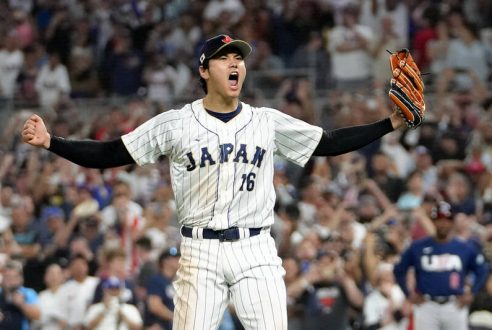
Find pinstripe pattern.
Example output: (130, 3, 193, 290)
(121, 100, 322, 230)
(175, 232, 287, 330)
(121, 99, 321, 329)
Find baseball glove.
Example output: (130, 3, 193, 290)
(388, 49, 425, 129)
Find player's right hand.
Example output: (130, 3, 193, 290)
(22, 114, 51, 148)
(408, 292, 425, 305)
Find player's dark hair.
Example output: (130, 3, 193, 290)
(199, 61, 209, 94)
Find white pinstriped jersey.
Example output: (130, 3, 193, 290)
(121, 99, 323, 230)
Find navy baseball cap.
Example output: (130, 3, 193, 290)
(431, 201, 453, 220)
(199, 34, 252, 66)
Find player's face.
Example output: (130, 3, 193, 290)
(202, 49, 246, 98)
(433, 217, 454, 240)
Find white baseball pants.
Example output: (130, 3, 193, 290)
(413, 300, 468, 330)
(172, 231, 287, 330)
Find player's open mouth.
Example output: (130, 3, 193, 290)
(228, 72, 239, 87)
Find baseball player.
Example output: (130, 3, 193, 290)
(23, 34, 412, 329)
(394, 201, 489, 330)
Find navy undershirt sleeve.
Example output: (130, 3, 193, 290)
(313, 118, 394, 156)
(48, 136, 135, 168)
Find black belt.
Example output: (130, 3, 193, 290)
(181, 226, 263, 242)
(425, 295, 455, 304)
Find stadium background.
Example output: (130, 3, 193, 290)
(1, 0, 492, 329)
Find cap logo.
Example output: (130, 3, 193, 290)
(222, 35, 232, 43)
(199, 53, 205, 64)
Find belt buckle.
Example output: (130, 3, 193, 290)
(219, 227, 240, 242)
(432, 296, 449, 304)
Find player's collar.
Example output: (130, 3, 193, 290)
(192, 99, 252, 131)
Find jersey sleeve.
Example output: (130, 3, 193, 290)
(467, 243, 489, 293)
(121, 110, 182, 166)
(393, 244, 414, 296)
(266, 108, 323, 167)
(21, 287, 38, 304)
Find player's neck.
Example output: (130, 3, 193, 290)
(203, 94, 239, 113)
(433, 235, 451, 243)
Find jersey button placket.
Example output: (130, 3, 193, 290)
(215, 132, 235, 228)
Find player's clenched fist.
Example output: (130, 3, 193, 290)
(22, 114, 51, 149)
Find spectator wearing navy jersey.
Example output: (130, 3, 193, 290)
(394, 201, 489, 330)
(143, 247, 180, 330)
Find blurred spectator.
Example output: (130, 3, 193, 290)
(371, 15, 404, 88)
(10, 200, 45, 290)
(394, 201, 489, 330)
(288, 31, 330, 89)
(362, 0, 408, 89)
(34, 263, 64, 330)
(12, 9, 35, 49)
(92, 248, 137, 306)
(283, 256, 304, 330)
(327, 3, 374, 91)
(68, 18, 99, 98)
(277, 203, 304, 257)
(247, 40, 285, 93)
(53, 254, 99, 330)
(380, 133, 413, 179)
(412, 146, 438, 194)
(369, 152, 404, 203)
(445, 171, 476, 216)
(44, 4, 72, 66)
(436, 21, 489, 105)
(54, 205, 100, 261)
(101, 29, 144, 96)
(0, 30, 24, 99)
(411, 4, 440, 73)
(0, 259, 40, 329)
(143, 247, 180, 330)
(100, 181, 145, 273)
(203, 0, 245, 26)
(133, 236, 157, 306)
(0, 183, 19, 222)
(287, 249, 364, 330)
(34, 51, 71, 111)
(363, 262, 406, 330)
(84, 276, 143, 330)
(297, 177, 324, 226)
(36, 206, 67, 262)
(396, 170, 425, 211)
(141, 202, 180, 261)
(360, 0, 409, 47)
(68, 237, 98, 276)
(469, 272, 492, 330)
(427, 18, 450, 84)
(143, 55, 178, 105)
(432, 131, 467, 162)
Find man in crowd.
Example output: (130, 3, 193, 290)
(394, 201, 489, 330)
(0, 259, 40, 330)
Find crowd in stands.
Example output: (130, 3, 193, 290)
(1, 0, 492, 329)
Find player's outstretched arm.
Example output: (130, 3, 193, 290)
(21, 114, 135, 169)
(22, 114, 51, 148)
